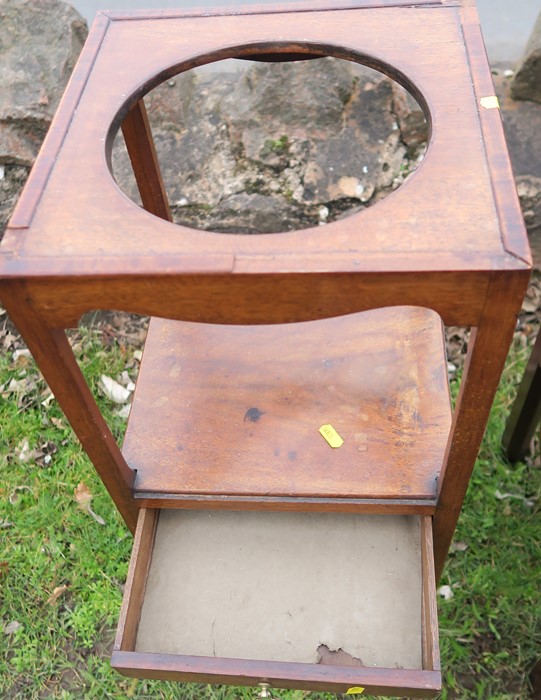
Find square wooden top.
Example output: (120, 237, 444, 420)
(0, 0, 530, 284)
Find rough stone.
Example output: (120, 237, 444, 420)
(0, 165, 29, 236)
(516, 175, 541, 264)
(511, 11, 541, 103)
(0, 0, 88, 165)
(224, 57, 355, 133)
(496, 77, 541, 180)
(391, 82, 429, 152)
(495, 71, 541, 267)
(201, 192, 314, 234)
(111, 58, 427, 234)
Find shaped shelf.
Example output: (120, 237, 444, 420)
(123, 306, 451, 511)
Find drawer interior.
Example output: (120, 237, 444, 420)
(113, 508, 441, 696)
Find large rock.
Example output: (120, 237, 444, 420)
(0, 0, 88, 166)
(511, 11, 541, 103)
(391, 82, 428, 153)
(112, 58, 428, 234)
(495, 71, 541, 267)
(516, 176, 541, 264)
(0, 165, 29, 237)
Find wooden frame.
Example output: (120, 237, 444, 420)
(0, 0, 531, 694)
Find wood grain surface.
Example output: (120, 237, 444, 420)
(121, 99, 172, 222)
(2, 272, 490, 330)
(123, 306, 451, 503)
(112, 649, 442, 695)
(1, 2, 529, 278)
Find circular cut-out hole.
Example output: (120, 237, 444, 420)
(111, 56, 428, 234)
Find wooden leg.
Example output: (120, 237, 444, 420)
(1, 281, 138, 533)
(433, 272, 527, 580)
(121, 98, 172, 222)
(502, 330, 541, 462)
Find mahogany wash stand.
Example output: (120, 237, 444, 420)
(0, 0, 531, 696)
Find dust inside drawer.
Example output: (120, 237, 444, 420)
(113, 509, 441, 696)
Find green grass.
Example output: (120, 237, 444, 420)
(1, 320, 540, 699)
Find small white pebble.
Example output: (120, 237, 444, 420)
(318, 206, 329, 221)
(117, 404, 131, 419)
(362, 165, 369, 174)
(13, 348, 31, 361)
(175, 197, 189, 207)
(0, 164, 4, 180)
(504, 69, 514, 78)
(437, 585, 454, 600)
(3, 621, 22, 635)
(355, 183, 365, 197)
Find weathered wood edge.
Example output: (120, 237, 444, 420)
(0, 253, 523, 278)
(121, 100, 172, 222)
(460, 5, 532, 267)
(0, 279, 138, 532)
(421, 516, 441, 672)
(114, 508, 158, 652)
(134, 493, 437, 513)
(111, 649, 441, 695)
(4, 272, 490, 329)
(6, 12, 111, 234)
(103, 0, 456, 22)
(433, 269, 530, 578)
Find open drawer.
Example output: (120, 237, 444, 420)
(112, 508, 441, 696)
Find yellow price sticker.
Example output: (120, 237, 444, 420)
(345, 688, 365, 695)
(480, 95, 500, 110)
(319, 424, 344, 448)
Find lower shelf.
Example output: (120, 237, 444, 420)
(123, 306, 451, 510)
(112, 508, 441, 696)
